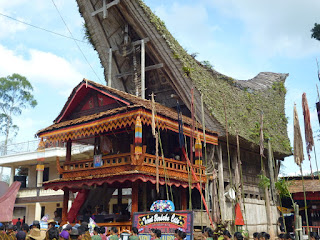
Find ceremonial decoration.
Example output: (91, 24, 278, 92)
(133, 211, 193, 240)
(150, 200, 175, 212)
(195, 133, 202, 165)
(134, 115, 142, 156)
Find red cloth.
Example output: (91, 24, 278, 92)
(0, 182, 21, 222)
(235, 203, 244, 226)
(67, 189, 89, 223)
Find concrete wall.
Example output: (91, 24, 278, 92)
(49, 161, 59, 180)
(28, 165, 37, 188)
(27, 204, 35, 225)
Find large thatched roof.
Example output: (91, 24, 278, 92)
(76, 0, 291, 157)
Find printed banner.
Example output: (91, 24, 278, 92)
(132, 211, 193, 240)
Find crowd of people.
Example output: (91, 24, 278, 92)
(2, 219, 320, 240)
(0, 220, 137, 240)
(201, 226, 320, 240)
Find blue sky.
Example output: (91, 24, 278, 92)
(1, 0, 320, 176)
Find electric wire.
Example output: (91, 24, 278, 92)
(0, 12, 86, 43)
(51, 0, 103, 84)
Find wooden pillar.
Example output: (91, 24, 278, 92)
(66, 140, 72, 163)
(131, 181, 139, 218)
(62, 188, 69, 224)
(218, 144, 226, 221)
(117, 188, 122, 213)
(142, 183, 147, 211)
(181, 187, 187, 210)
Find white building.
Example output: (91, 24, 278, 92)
(0, 140, 93, 224)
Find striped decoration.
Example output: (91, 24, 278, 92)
(135, 115, 142, 155)
(195, 133, 202, 165)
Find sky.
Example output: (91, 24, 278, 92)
(0, 0, 320, 176)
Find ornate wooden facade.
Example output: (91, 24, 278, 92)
(38, 80, 218, 227)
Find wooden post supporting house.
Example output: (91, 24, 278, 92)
(218, 144, 226, 221)
(62, 188, 69, 224)
(131, 181, 139, 217)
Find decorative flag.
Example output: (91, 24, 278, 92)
(235, 203, 244, 226)
(302, 93, 314, 160)
(293, 104, 304, 166)
(259, 112, 264, 157)
(195, 133, 202, 165)
(134, 115, 142, 156)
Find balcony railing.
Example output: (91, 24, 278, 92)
(61, 146, 206, 183)
(17, 187, 64, 198)
(0, 139, 93, 157)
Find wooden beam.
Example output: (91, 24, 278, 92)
(111, 38, 150, 52)
(108, 48, 112, 87)
(181, 187, 187, 210)
(141, 39, 145, 99)
(115, 63, 164, 78)
(66, 140, 72, 163)
(91, 0, 120, 19)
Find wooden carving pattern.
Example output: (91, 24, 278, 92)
(61, 147, 206, 183)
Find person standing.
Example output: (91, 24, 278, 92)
(108, 228, 118, 240)
(7, 225, 17, 240)
(91, 227, 101, 240)
(129, 227, 138, 240)
(0, 223, 9, 240)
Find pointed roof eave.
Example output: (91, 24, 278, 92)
(54, 79, 131, 123)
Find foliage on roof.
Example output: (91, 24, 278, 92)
(138, 0, 291, 156)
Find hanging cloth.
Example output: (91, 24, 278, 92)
(134, 115, 142, 156)
(195, 133, 202, 165)
(302, 93, 314, 160)
(235, 202, 245, 226)
(294, 104, 304, 166)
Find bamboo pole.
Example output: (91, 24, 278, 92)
(294, 203, 299, 240)
(300, 165, 310, 240)
(268, 140, 276, 203)
(218, 144, 226, 222)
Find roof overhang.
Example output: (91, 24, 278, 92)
(38, 107, 218, 145)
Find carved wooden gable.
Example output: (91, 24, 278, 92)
(55, 81, 130, 123)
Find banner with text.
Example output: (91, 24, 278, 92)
(132, 211, 193, 240)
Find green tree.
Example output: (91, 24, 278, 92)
(311, 23, 320, 41)
(0, 74, 37, 155)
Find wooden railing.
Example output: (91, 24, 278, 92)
(99, 221, 132, 232)
(303, 226, 320, 235)
(63, 153, 131, 171)
(61, 146, 206, 182)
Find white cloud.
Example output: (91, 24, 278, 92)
(206, 0, 320, 58)
(0, 44, 83, 89)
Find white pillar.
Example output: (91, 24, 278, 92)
(10, 167, 15, 185)
(37, 170, 43, 187)
(35, 202, 41, 221)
